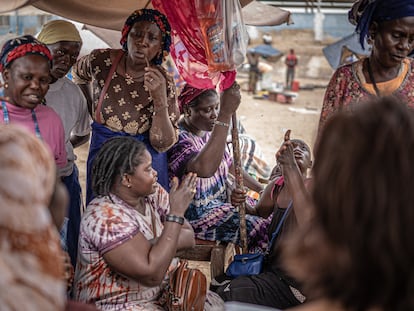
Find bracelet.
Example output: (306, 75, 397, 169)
(165, 214, 185, 225)
(153, 104, 169, 115)
(214, 120, 229, 128)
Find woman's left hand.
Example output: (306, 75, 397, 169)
(231, 187, 247, 206)
(144, 66, 168, 107)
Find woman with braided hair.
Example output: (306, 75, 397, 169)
(318, 0, 414, 139)
(72, 9, 179, 204)
(73, 136, 225, 310)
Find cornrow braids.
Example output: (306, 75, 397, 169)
(91, 136, 147, 197)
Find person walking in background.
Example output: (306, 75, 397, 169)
(318, 0, 414, 137)
(37, 19, 91, 269)
(72, 9, 179, 205)
(284, 96, 414, 311)
(285, 49, 297, 90)
(247, 51, 260, 94)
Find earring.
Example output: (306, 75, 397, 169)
(184, 112, 190, 117)
(127, 184, 131, 188)
(4, 83, 8, 89)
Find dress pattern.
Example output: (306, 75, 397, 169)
(168, 126, 271, 252)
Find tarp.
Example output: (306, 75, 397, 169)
(248, 44, 282, 58)
(1, 1, 292, 30)
(323, 33, 371, 69)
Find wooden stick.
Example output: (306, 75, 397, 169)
(231, 112, 248, 254)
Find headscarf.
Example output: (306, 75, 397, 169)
(0, 35, 52, 72)
(37, 19, 82, 45)
(0, 124, 65, 310)
(349, 0, 414, 48)
(120, 9, 171, 65)
(178, 83, 215, 114)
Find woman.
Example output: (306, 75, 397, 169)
(73, 136, 224, 310)
(72, 9, 179, 204)
(284, 96, 414, 311)
(168, 83, 270, 252)
(218, 135, 312, 309)
(0, 124, 66, 311)
(318, 0, 414, 136)
(0, 35, 67, 169)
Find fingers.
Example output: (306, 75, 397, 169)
(170, 176, 179, 192)
(284, 129, 291, 142)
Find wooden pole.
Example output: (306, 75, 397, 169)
(231, 112, 248, 254)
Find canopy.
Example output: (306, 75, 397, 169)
(323, 33, 371, 69)
(1, 1, 292, 30)
(248, 44, 283, 62)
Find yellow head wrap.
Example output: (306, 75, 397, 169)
(37, 20, 82, 45)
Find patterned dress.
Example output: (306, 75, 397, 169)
(72, 49, 179, 201)
(319, 57, 414, 135)
(168, 126, 271, 252)
(73, 186, 224, 311)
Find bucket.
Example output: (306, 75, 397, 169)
(291, 80, 300, 92)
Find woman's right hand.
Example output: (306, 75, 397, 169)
(219, 82, 241, 117)
(168, 173, 197, 217)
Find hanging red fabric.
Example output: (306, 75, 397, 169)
(152, 0, 236, 91)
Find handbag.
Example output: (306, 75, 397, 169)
(225, 200, 293, 278)
(166, 259, 207, 311)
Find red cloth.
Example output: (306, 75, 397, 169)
(152, 0, 236, 91)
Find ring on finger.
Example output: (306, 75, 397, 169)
(149, 78, 154, 82)
(191, 189, 196, 194)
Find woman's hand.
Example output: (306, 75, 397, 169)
(144, 65, 168, 108)
(276, 129, 297, 171)
(230, 186, 247, 206)
(169, 173, 197, 217)
(219, 82, 241, 118)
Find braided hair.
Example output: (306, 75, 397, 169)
(91, 136, 147, 197)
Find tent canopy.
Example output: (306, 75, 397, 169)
(1, 1, 292, 30)
(323, 33, 371, 69)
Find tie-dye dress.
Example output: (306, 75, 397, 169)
(168, 126, 271, 252)
(73, 187, 224, 311)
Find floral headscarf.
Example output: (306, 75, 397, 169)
(349, 0, 414, 48)
(0, 35, 52, 72)
(0, 124, 65, 310)
(120, 9, 171, 65)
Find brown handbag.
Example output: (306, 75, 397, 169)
(167, 259, 207, 311)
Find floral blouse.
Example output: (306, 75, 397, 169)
(72, 49, 179, 136)
(318, 57, 414, 136)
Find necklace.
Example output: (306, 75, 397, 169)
(1, 101, 42, 139)
(366, 58, 381, 97)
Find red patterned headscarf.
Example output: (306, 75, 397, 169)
(178, 83, 216, 114)
(120, 9, 171, 65)
(0, 35, 52, 72)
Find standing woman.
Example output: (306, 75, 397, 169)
(318, 0, 414, 136)
(72, 9, 179, 204)
(0, 35, 67, 169)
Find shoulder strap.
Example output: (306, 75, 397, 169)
(95, 50, 124, 123)
(266, 200, 292, 254)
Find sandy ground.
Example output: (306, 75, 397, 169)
(74, 28, 333, 279)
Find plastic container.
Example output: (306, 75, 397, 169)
(291, 80, 300, 92)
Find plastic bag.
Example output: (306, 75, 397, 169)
(195, 0, 249, 71)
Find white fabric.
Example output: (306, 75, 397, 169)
(45, 77, 91, 176)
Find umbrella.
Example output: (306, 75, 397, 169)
(248, 44, 283, 62)
(323, 33, 371, 69)
(1, 1, 292, 30)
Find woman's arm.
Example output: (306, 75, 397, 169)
(176, 220, 195, 250)
(185, 83, 241, 177)
(146, 67, 178, 152)
(103, 174, 197, 287)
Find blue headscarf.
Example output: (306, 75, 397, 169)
(349, 0, 414, 48)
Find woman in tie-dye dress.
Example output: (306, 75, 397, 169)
(168, 83, 271, 252)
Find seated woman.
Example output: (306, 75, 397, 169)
(73, 136, 224, 310)
(0, 35, 67, 170)
(218, 134, 312, 309)
(168, 83, 270, 252)
(284, 96, 414, 311)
